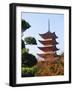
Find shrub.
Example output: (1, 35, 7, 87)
(22, 53, 37, 67)
(21, 66, 37, 77)
(36, 57, 64, 76)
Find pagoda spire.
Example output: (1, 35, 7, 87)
(48, 19, 50, 32)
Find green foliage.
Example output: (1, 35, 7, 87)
(22, 20, 31, 32)
(21, 48, 29, 54)
(21, 40, 25, 49)
(24, 37, 37, 45)
(21, 66, 37, 77)
(22, 66, 37, 75)
(22, 53, 37, 67)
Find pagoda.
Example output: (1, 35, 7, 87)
(37, 20, 59, 63)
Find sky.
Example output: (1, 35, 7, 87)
(21, 12, 64, 58)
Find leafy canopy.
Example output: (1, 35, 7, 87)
(24, 37, 37, 45)
(22, 20, 31, 32)
(22, 53, 37, 67)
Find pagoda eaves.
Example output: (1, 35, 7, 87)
(38, 46, 59, 52)
(37, 53, 57, 58)
(39, 39, 58, 45)
(39, 31, 58, 39)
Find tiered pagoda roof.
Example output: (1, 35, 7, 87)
(39, 31, 58, 39)
(37, 20, 59, 60)
(38, 46, 59, 52)
(37, 53, 57, 58)
(38, 39, 58, 45)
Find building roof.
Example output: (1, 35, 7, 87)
(39, 31, 58, 39)
(38, 39, 58, 45)
(38, 46, 59, 52)
(37, 53, 57, 58)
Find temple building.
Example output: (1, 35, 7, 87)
(37, 20, 59, 63)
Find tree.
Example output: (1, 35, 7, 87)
(22, 20, 31, 32)
(22, 40, 25, 49)
(24, 37, 37, 45)
(22, 48, 29, 54)
(22, 53, 37, 67)
(21, 20, 31, 48)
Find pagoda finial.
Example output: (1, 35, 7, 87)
(48, 19, 50, 32)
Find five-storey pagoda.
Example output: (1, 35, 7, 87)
(37, 20, 59, 62)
